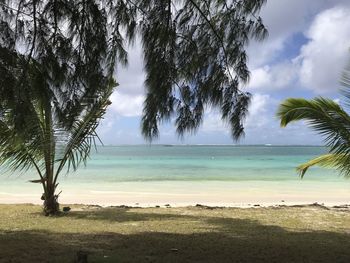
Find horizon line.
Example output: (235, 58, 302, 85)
(96, 144, 325, 147)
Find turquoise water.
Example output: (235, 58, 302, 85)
(69, 145, 340, 182)
(1, 145, 350, 205)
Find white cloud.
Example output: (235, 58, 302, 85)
(248, 94, 270, 116)
(248, 0, 350, 68)
(248, 63, 297, 91)
(116, 39, 145, 94)
(109, 92, 144, 117)
(297, 6, 350, 93)
(200, 110, 227, 133)
(247, 4, 350, 94)
(201, 93, 272, 134)
(245, 93, 273, 128)
(99, 1, 350, 145)
(107, 39, 146, 117)
(96, 110, 120, 139)
(249, 67, 270, 88)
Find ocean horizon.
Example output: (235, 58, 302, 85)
(1, 145, 349, 206)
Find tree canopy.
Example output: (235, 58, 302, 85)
(0, 46, 115, 214)
(0, 0, 268, 141)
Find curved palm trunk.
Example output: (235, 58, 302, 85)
(43, 189, 59, 215)
(38, 159, 60, 215)
(42, 174, 60, 216)
(29, 158, 59, 215)
(42, 101, 59, 216)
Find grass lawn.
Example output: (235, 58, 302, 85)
(0, 204, 349, 262)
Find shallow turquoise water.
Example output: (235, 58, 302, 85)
(68, 145, 341, 182)
(0, 145, 347, 183)
(1, 145, 349, 205)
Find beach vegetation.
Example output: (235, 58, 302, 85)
(0, 48, 115, 215)
(0, 204, 349, 262)
(0, 0, 268, 142)
(0, 0, 268, 214)
(277, 63, 350, 178)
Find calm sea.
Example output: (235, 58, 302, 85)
(1, 145, 350, 205)
(66, 145, 341, 182)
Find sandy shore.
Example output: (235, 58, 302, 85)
(1, 180, 350, 207)
(1, 190, 349, 208)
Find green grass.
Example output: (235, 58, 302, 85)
(0, 204, 349, 262)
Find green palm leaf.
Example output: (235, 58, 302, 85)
(0, 48, 116, 215)
(54, 83, 114, 180)
(297, 154, 350, 178)
(277, 86, 350, 178)
(277, 97, 350, 155)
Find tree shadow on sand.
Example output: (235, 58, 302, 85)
(1, 209, 350, 262)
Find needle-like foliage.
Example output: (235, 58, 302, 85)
(0, 0, 268, 141)
(139, 0, 268, 140)
(0, 0, 268, 213)
(0, 47, 115, 215)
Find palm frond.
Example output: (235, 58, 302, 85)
(0, 119, 44, 177)
(277, 97, 350, 156)
(340, 57, 350, 109)
(297, 154, 350, 178)
(54, 83, 114, 180)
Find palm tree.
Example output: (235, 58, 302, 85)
(277, 73, 350, 178)
(0, 48, 115, 215)
(0, 0, 268, 142)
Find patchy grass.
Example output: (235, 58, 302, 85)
(0, 204, 349, 262)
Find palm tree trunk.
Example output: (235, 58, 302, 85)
(43, 182, 59, 216)
(42, 162, 59, 215)
(42, 99, 59, 216)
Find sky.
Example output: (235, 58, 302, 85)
(97, 0, 350, 145)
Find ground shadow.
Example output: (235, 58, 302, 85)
(63, 207, 192, 223)
(1, 209, 350, 262)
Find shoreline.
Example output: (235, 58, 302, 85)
(2, 180, 350, 208)
(2, 201, 350, 209)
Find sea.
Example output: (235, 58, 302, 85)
(1, 145, 349, 206)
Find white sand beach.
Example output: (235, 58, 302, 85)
(1, 181, 349, 207)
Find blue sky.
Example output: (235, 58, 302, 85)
(97, 0, 350, 145)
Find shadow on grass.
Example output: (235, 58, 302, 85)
(65, 207, 189, 223)
(1, 209, 350, 263)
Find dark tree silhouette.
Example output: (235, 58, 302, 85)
(0, 0, 267, 214)
(0, 0, 268, 140)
